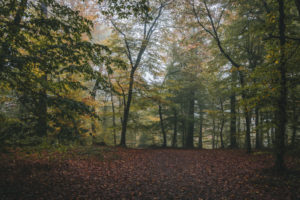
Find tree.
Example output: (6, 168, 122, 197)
(101, 0, 171, 146)
(0, 0, 110, 144)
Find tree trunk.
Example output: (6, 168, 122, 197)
(120, 69, 135, 146)
(260, 112, 264, 148)
(291, 90, 298, 147)
(212, 117, 216, 149)
(186, 90, 195, 148)
(230, 72, 237, 148)
(91, 78, 100, 136)
(110, 91, 117, 146)
(274, 0, 287, 172)
(198, 106, 203, 149)
(219, 99, 225, 149)
(159, 104, 167, 147)
(172, 109, 178, 148)
(237, 106, 241, 148)
(295, 0, 300, 16)
(245, 111, 251, 153)
(255, 107, 261, 149)
(181, 120, 185, 148)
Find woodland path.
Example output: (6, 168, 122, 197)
(0, 148, 299, 199)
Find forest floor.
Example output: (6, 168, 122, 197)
(0, 147, 300, 200)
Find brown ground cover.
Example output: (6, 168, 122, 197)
(0, 148, 299, 200)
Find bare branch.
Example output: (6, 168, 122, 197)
(191, 0, 216, 39)
(110, 20, 134, 68)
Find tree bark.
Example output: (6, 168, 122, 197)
(159, 104, 167, 147)
(198, 106, 203, 149)
(230, 86, 237, 148)
(255, 107, 261, 149)
(260, 112, 264, 148)
(291, 89, 298, 147)
(212, 117, 216, 149)
(181, 120, 185, 148)
(172, 109, 178, 147)
(186, 90, 195, 148)
(219, 99, 225, 149)
(120, 70, 135, 146)
(274, 0, 287, 172)
(109, 87, 117, 146)
(295, 0, 300, 16)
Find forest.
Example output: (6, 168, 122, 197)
(0, 0, 299, 199)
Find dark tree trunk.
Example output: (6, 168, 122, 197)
(186, 91, 195, 148)
(230, 73, 237, 148)
(198, 106, 203, 149)
(255, 107, 261, 149)
(238, 71, 252, 154)
(159, 104, 167, 147)
(274, 0, 287, 172)
(212, 117, 216, 149)
(219, 99, 225, 149)
(181, 120, 185, 148)
(172, 109, 178, 148)
(237, 107, 241, 148)
(260, 112, 264, 148)
(120, 70, 135, 146)
(245, 111, 252, 153)
(295, 0, 300, 16)
(291, 91, 298, 147)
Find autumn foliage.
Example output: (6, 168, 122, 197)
(1, 148, 299, 199)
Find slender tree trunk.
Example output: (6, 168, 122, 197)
(255, 107, 261, 149)
(172, 109, 178, 148)
(110, 91, 117, 146)
(260, 112, 264, 148)
(220, 99, 225, 149)
(198, 106, 203, 149)
(212, 117, 216, 149)
(159, 104, 167, 147)
(230, 73, 237, 148)
(91, 78, 100, 136)
(237, 106, 241, 148)
(186, 91, 195, 148)
(295, 0, 300, 16)
(291, 90, 298, 147)
(274, 0, 287, 171)
(181, 120, 185, 148)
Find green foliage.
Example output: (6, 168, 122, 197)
(0, 0, 112, 145)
